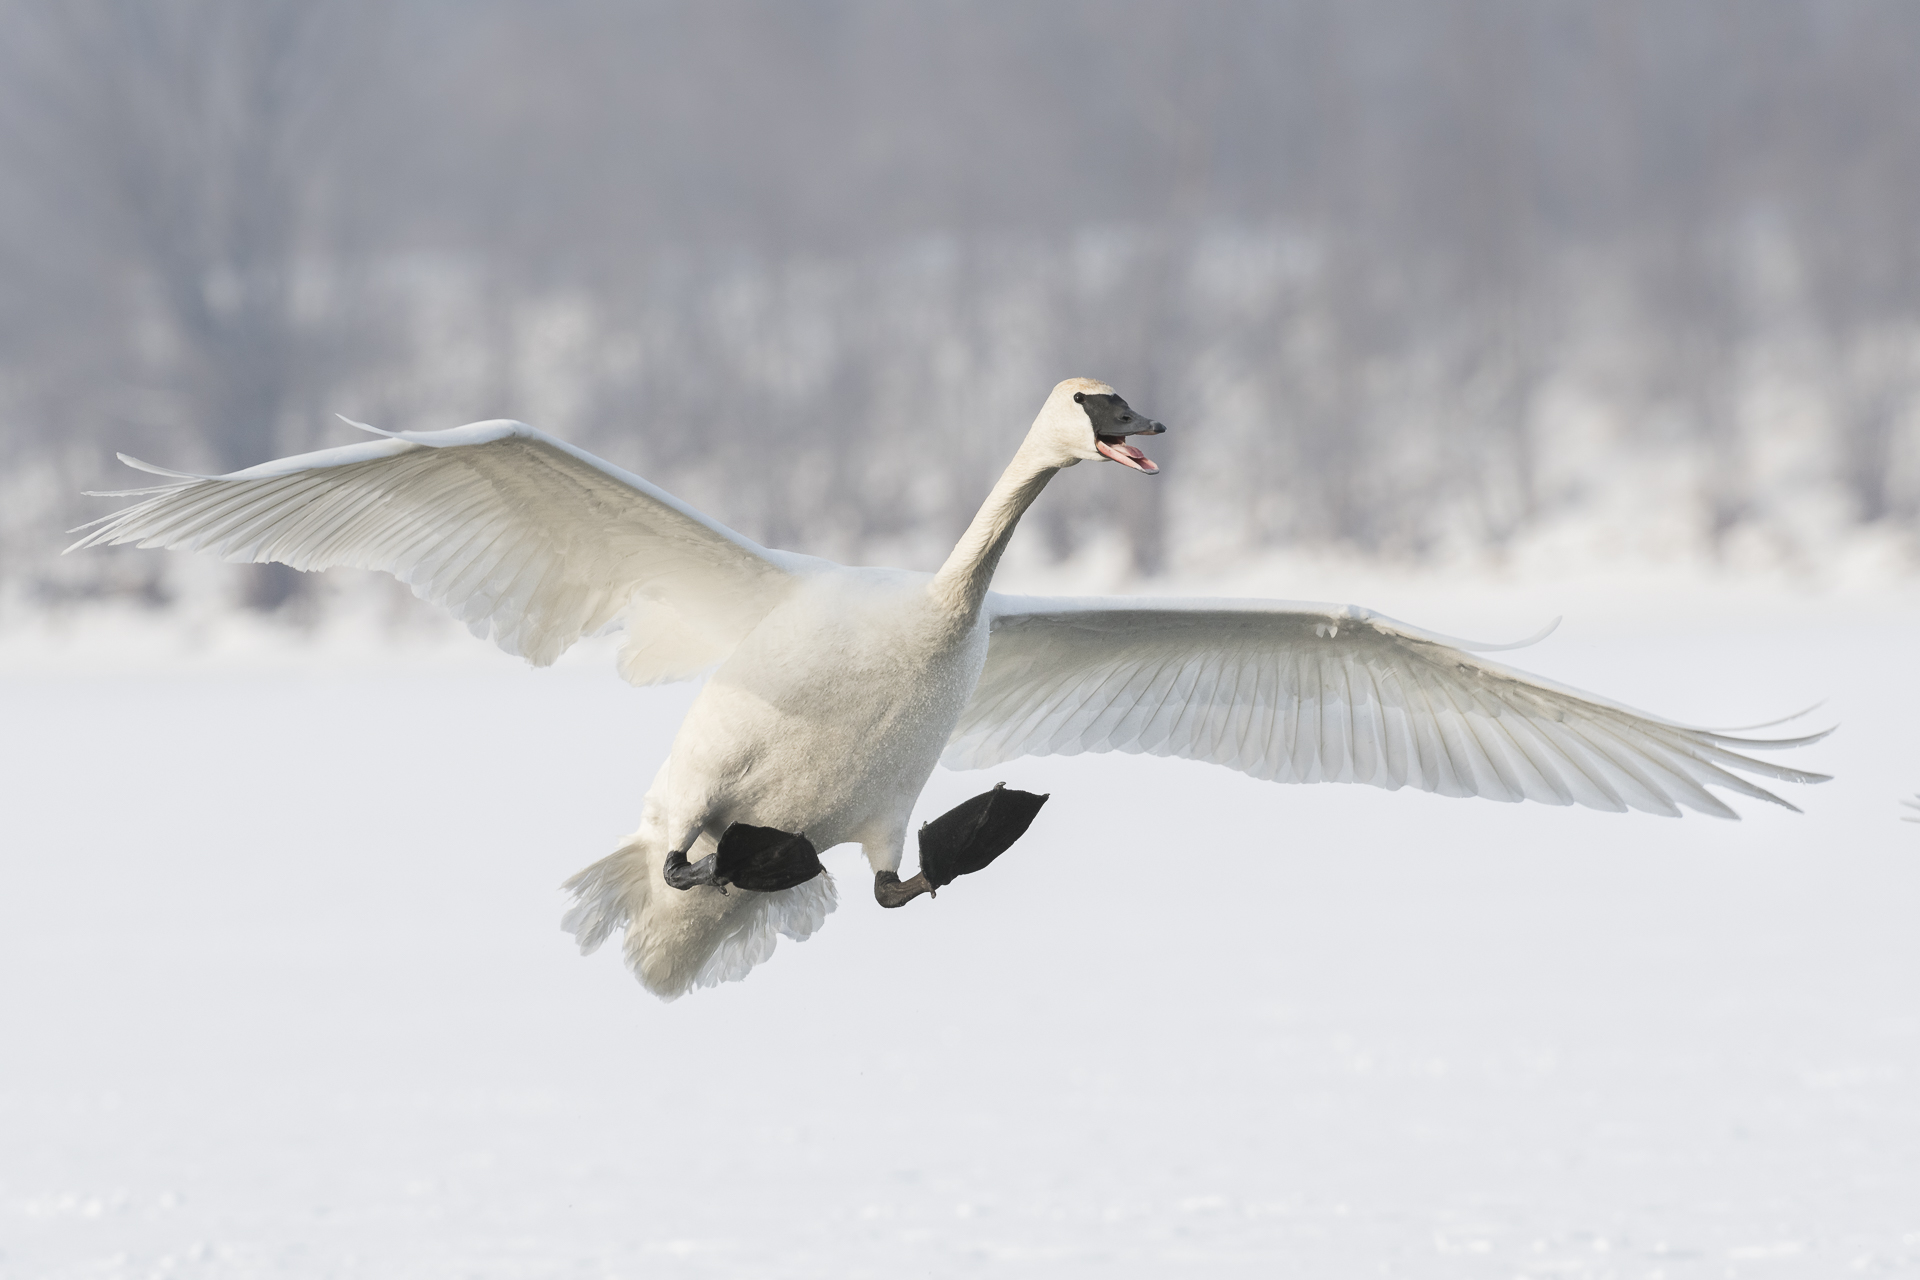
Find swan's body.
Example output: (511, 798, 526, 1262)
(71, 378, 1830, 999)
(664, 565, 987, 869)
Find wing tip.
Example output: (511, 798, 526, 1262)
(1708, 723, 1837, 753)
(1710, 699, 1827, 733)
(115, 452, 210, 481)
(337, 413, 395, 437)
(1464, 614, 1562, 653)
(1373, 611, 1563, 653)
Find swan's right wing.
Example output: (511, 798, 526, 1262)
(945, 595, 1830, 818)
(69, 420, 809, 681)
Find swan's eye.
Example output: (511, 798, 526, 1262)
(1073, 392, 1085, 403)
(1119, 414, 1132, 423)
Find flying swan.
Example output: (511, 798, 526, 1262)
(70, 378, 1831, 999)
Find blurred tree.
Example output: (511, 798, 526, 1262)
(2, 0, 376, 607)
(6, 0, 1920, 609)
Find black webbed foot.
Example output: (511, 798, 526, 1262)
(664, 825, 823, 893)
(714, 823, 823, 892)
(917, 783, 1049, 890)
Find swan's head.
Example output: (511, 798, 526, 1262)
(1029, 377, 1166, 473)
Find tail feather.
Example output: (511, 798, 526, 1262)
(560, 847, 638, 956)
(561, 797, 838, 1001)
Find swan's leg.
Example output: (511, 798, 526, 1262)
(866, 829, 929, 908)
(664, 822, 824, 893)
(662, 817, 723, 891)
(874, 868, 934, 908)
(876, 784, 1049, 908)
(662, 846, 723, 891)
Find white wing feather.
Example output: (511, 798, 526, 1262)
(945, 596, 1830, 818)
(68, 420, 809, 681)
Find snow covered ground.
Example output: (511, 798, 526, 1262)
(4, 569, 1919, 1278)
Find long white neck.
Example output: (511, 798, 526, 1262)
(928, 440, 1060, 623)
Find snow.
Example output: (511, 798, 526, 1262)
(4, 574, 1918, 1277)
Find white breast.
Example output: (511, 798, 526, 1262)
(659, 566, 989, 855)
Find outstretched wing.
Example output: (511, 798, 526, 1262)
(69, 420, 809, 681)
(944, 595, 1830, 818)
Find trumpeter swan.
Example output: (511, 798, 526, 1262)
(70, 377, 1829, 999)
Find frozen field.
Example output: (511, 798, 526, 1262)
(4, 576, 1919, 1278)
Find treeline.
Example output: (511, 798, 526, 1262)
(5, 0, 1920, 609)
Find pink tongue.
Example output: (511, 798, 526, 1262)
(1098, 439, 1159, 472)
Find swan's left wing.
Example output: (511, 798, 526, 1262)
(68, 420, 810, 681)
(944, 595, 1830, 818)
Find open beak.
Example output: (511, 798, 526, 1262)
(1096, 419, 1165, 474)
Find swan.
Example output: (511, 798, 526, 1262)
(70, 378, 1831, 999)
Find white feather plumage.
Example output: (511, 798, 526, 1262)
(70, 419, 805, 681)
(948, 598, 1826, 818)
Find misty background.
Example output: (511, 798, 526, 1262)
(5, 0, 1920, 616)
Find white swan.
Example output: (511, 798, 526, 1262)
(71, 377, 1830, 999)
